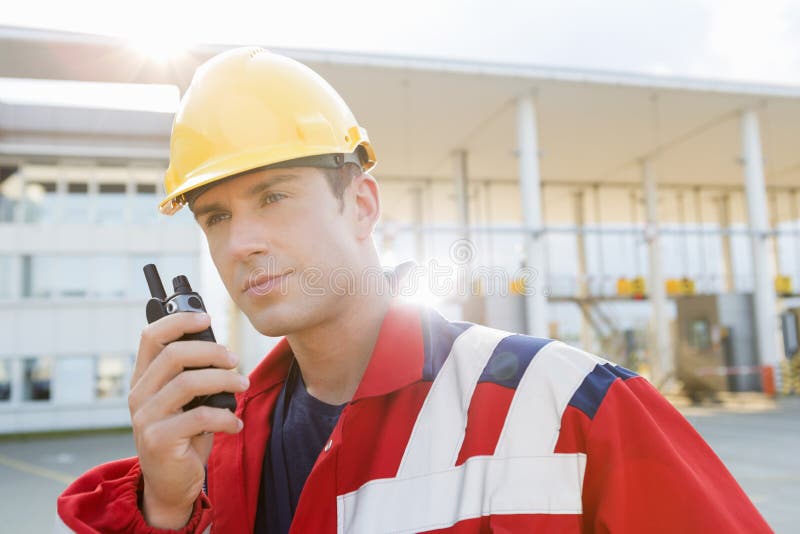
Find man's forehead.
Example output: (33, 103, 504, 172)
(189, 166, 323, 211)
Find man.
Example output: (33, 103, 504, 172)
(57, 47, 771, 533)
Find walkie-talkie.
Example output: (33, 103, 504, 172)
(143, 264, 237, 413)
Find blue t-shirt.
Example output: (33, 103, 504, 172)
(255, 367, 346, 533)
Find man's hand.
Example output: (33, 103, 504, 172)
(128, 312, 249, 529)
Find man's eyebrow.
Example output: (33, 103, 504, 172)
(244, 174, 298, 197)
(192, 174, 299, 221)
(192, 201, 226, 222)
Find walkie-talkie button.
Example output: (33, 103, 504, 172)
(187, 296, 203, 309)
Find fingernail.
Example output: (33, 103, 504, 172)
(197, 313, 209, 322)
(240, 375, 250, 388)
(237, 419, 244, 431)
(227, 350, 238, 364)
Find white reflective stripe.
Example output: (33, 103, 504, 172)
(396, 325, 510, 478)
(337, 453, 586, 534)
(495, 341, 608, 457)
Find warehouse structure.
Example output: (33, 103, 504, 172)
(0, 26, 799, 433)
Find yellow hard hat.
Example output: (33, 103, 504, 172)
(160, 47, 377, 215)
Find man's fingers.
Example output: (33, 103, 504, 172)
(136, 368, 248, 422)
(138, 407, 242, 457)
(132, 312, 212, 387)
(129, 341, 237, 411)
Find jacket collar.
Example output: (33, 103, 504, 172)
(245, 298, 425, 402)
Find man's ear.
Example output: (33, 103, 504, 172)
(351, 173, 380, 240)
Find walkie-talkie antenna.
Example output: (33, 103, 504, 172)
(143, 264, 168, 300)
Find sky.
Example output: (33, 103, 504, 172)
(2, 0, 800, 87)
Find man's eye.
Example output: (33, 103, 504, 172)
(261, 193, 286, 205)
(205, 213, 229, 228)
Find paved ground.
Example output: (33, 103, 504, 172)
(0, 398, 797, 533)
(682, 397, 800, 534)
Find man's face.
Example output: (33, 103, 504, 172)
(191, 166, 362, 337)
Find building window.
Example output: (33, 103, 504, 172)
(96, 355, 127, 399)
(0, 360, 10, 401)
(63, 182, 90, 223)
(0, 255, 12, 298)
(92, 255, 127, 298)
(23, 357, 51, 401)
(59, 256, 90, 297)
(95, 183, 127, 224)
(133, 183, 158, 222)
(23, 181, 58, 223)
(159, 254, 199, 292)
(23, 255, 90, 298)
(23, 254, 55, 298)
(129, 253, 159, 299)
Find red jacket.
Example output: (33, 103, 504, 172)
(57, 300, 771, 533)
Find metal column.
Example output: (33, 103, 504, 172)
(741, 110, 780, 370)
(642, 160, 672, 384)
(517, 94, 548, 337)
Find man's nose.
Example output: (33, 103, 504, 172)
(226, 213, 270, 262)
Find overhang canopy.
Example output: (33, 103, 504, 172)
(1, 26, 799, 224)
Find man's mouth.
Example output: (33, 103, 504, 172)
(242, 269, 294, 295)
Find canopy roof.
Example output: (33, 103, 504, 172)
(1, 26, 799, 225)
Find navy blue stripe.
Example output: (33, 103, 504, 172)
(477, 334, 553, 389)
(421, 307, 472, 381)
(568, 363, 637, 420)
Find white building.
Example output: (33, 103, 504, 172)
(1, 27, 799, 433)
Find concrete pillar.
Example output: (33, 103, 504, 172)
(409, 186, 425, 263)
(452, 149, 476, 318)
(592, 184, 605, 295)
(716, 193, 735, 292)
(574, 190, 592, 350)
(641, 160, 672, 383)
(517, 94, 548, 337)
(769, 191, 781, 275)
(793, 189, 800, 284)
(630, 188, 642, 277)
(741, 110, 780, 371)
(453, 150, 470, 238)
(693, 187, 707, 290)
(483, 181, 495, 266)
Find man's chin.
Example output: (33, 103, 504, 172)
(242, 302, 311, 338)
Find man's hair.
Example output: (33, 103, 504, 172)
(186, 162, 362, 213)
(322, 162, 362, 212)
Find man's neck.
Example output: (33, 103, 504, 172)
(286, 291, 392, 405)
